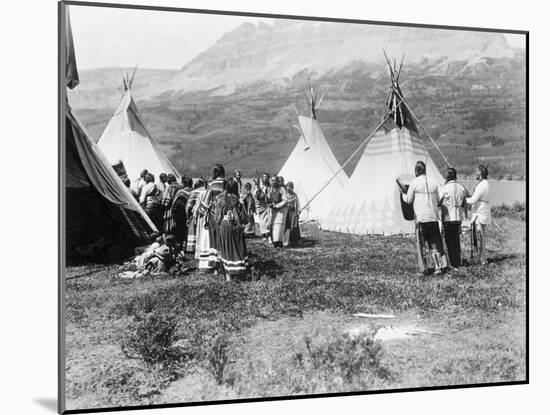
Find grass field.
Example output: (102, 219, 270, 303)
(64, 213, 526, 410)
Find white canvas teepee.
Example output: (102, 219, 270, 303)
(323, 60, 445, 235)
(97, 77, 181, 186)
(278, 92, 348, 225)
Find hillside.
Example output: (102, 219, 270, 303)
(173, 20, 514, 93)
(68, 22, 526, 179)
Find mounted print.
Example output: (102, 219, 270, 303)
(58, 1, 528, 413)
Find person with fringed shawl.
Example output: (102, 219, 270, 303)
(242, 182, 256, 236)
(194, 180, 211, 269)
(185, 178, 205, 254)
(162, 173, 182, 234)
(199, 164, 226, 271)
(253, 173, 272, 241)
(214, 178, 249, 281)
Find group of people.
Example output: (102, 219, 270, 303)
(249, 172, 301, 248)
(401, 161, 491, 275)
(124, 164, 302, 281)
(123, 160, 491, 279)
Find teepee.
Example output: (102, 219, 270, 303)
(278, 87, 348, 225)
(323, 57, 445, 235)
(97, 72, 181, 187)
(66, 103, 158, 252)
(64, 9, 157, 260)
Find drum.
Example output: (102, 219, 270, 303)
(396, 174, 415, 221)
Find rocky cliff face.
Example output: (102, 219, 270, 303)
(67, 20, 525, 180)
(171, 20, 514, 92)
(68, 20, 518, 106)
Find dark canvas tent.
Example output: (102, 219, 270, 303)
(65, 102, 158, 261)
(63, 8, 157, 262)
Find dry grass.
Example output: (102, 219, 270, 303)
(64, 215, 526, 410)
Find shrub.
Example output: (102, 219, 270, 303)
(87, 360, 174, 406)
(299, 330, 391, 387)
(194, 316, 240, 385)
(231, 330, 392, 396)
(491, 202, 526, 221)
(121, 312, 188, 367)
(205, 332, 231, 385)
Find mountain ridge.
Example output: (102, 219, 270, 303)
(67, 22, 525, 179)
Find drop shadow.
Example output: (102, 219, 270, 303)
(488, 253, 522, 264)
(249, 257, 284, 280)
(34, 398, 57, 413)
(291, 238, 318, 248)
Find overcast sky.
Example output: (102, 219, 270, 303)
(69, 4, 526, 70)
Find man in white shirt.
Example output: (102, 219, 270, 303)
(439, 168, 468, 268)
(402, 161, 448, 275)
(467, 165, 491, 265)
(135, 169, 148, 198)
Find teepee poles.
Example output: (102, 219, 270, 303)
(304, 84, 327, 121)
(128, 65, 139, 89)
(383, 50, 451, 169)
(390, 87, 452, 169)
(299, 94, 407, 215)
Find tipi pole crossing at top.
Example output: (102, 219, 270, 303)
(391, 87, 452, 169)
(298, 95, 407, 215)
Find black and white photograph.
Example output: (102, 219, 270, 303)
(59, 1, 527, 412)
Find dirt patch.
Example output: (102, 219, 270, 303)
(156, 370, 237, 405)
(155, 310, 431, 403)
(347, 323, 443, 342)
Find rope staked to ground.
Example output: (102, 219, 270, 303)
(299, 95, 407, 214)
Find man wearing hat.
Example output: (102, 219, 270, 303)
(402, 161, 448, 275)
(439, 167, 468, 268)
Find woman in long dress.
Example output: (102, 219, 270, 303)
(214, 178, 249, 281)
(270, 176, 288, 248)
(284, 181, 301, 247)
(242, 182, 256, 236)
(162, 174, 183, 234)
(194, 183, 211, 269)
(169, 177, 193, 248)
(201, 164, 226, 271)
(184, 178, 204, 254)
(253, 174, 272, 240)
